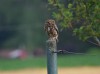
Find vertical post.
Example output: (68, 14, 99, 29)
(46, 39, 58, 74)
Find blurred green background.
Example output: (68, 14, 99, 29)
(0, 0, 100, 71)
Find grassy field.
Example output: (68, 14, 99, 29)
(0, 54, 100, 70)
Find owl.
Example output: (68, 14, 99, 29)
(44, 19, 58, 42)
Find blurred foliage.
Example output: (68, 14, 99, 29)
(0, 0, 48, 50)
(0, 0, 99, 52)
(48, 0, 100, 46)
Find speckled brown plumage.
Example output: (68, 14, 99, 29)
(44, 19, 58, 42)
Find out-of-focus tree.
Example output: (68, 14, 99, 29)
(48, 0, 100, 47)
(0, 0, 48, 50)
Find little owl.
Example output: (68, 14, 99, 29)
(44, 19, 58, 42)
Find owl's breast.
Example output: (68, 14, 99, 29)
(47, 27, 50, 31)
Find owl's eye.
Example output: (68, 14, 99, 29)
(47, 22, 50, 24)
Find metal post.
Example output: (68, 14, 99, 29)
(46, 39, 58, 74)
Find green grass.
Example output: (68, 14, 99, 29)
(58, 55, 100, 67)
(0, 55, 100, 70)
(0, 57, 46, 70)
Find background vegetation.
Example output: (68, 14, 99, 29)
(0, 0, 99, 52)
(0, 0, 48, 50)
(48, 0, 100, 46)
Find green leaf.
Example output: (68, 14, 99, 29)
(68, 3, 73, 8)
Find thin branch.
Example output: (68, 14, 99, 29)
(87, 40, 100, 47)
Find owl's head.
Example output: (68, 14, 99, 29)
(45, 19, 56, 27)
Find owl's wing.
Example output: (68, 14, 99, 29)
(54, 24, 59, 34)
